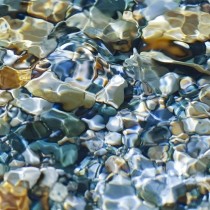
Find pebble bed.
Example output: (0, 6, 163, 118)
(0, 0, 210, 210)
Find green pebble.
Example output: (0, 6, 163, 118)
(41, 108, 86, 137)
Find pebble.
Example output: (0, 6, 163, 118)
(82, 115, 105, 131)
(160, 72, 180, 96)
(104, 132, 122, 146)
(199, 84, 210, 106)
(41, 108, 86, 137)
(96, 75, 128, 109)
(49, 182, 68, 202)
(40, 167, 59, 188)
(106, 115, 124, 132)
(4, 167, 41, 188)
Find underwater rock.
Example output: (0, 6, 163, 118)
(0, 66, 32, 89)
(142, 10, 210, 43)
(25, 71, 95, 111)
(19, 121, 51, 141)
(105, 132, 122, 146)
(173, 144, 210, 176)
(22, 148, 40, 166)
(185, 101, 210, 118)
(141, 125, 171, 145)
(142, 0, 179, 21)
(96, 75, 128, 109)
(40, 167, 59, 188)
(182, 117, 210, 134)
(10, 89, 53, 115)
(26, 0, 71, 23)
(138, 174, 186, 207)
(199, 84, 210, 106)
(106, 115, 124, 132)
(96, 174, 142, 210)
(4, 167, 41, 188)
(105, 156, 128, 174)
(64, 195, 86, 210)
(0, 16, 56, 58)
(66, 7, 139, 52)
(29, 140, 78, 167)
(0, 181, 30, 210)
(49, 182, 68, 202)
(179, 76, 199, 97)
(82, 115, 105, 131)
(41, 108, 86, 137)
(160, 72, 180, 96)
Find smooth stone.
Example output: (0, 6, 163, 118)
(160, 72, 180, 96)
(97, 174, 142, 210)
(124, 148, 154, 174)
(0, 164, 8, 177)
(29, 140, 78, 167)
(9, 159, 25, 168)
(105, 132, 122, 146)
(179, 76, 199, 97)
(122, 131, 140, 148)
(40, 167, 59, 188)
(142, 0, 178, 20)
(22, 148, 40, 166)
(25, 71, 95, 111)
(49, 182, 68, 202)
(146, 99, 158, 110)
(8, 132, 27, 153)
(120, 109, 139, 129)
(0, 152, 9, 164)
(182, 117, 210, 134)
(41, 108, 86, 137)
(144, 109, 173, 129)
(0, 118, 10, 136)
(105, 156, 128, 174)
(4, 167, 41, 188)
(147, 145, 169, 162)
(99, 105, 117, 117)
(141, 125, 171, 145)
(173, 148, 209, 176)
(82, 115, 105, 131)
(64, 195, 86, 210)
(82, 139, 104, 153)
(197, 75, 210, 87)
(185, 101, 210, 118)
(0, 90, 13, 106)
(20, 121, 51, 141)
(96, 75, 128, 109)
(139, 175, 186, 207)
(106, 115, 123, 132)
(11, 94, 53, 115)
(199, 85, 210, 106)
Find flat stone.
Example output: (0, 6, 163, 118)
(4, 167, 41, 188)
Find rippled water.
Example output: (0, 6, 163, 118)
(0, 0, 210, 210)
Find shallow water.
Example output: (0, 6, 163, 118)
(0, 0, 210, 210)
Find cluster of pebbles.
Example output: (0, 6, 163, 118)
(0, 0, 210, 209)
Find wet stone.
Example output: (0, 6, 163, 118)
(4, 167, 41, 189)
(49, 182, 68, 202)
(41, 108, 86, 138)
(19, 121, 51, 142)
(29, 140, 78, 167)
